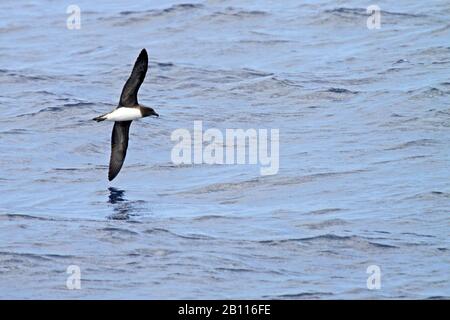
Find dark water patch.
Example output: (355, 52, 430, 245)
(144, 227, 181, 235)
(193, 215, 235, 221)
(305, 208, 343, 215)
(16, 106, 67, 117)
(5, 73, 49, 82)
(119, 10, 140, 16)
(385, 139, 437, 150)
(271, 292, 333, 298)
(108, 214, 130, 221)
(155, 62, 174, 68)
(63, 102, 95, 107)
(126, 252, 141, 257)
(119, 3, 203, 17)
(242, 68, 274, 77)
(422, 87, 447, 96)
(401, 232, 436, 238)
(0, 213, 53, 221)
(0, 128, 29, 135)
(371, 155, 430, 165)
(144, 228, 214, 240)
(258, 234, 351, 244)
(215, 267, 254, 273)
(0, 251, 52, 262)
(271, 76, 303, 88)
(394, 59, 409, 64)
(124, 219, 143, 225)
(172, 232, 214, 241)
(374, 230, 391, 234)
(430, 191, 449, 197)
(259, 234, 398, 249)
(431, 61, 450, 65)
(385, 67, 404, 73)
(100, 227, 139, 236)
(162, 3, 203, 13)
(304, 219, 348, 230)
(212, 7, 268, 18)
(34, 90, 58, 96)
(367, 241, 398, 249)
(325, 7, 426, 18)
(44, 253, 76, 259)
(324, 8, 368, 17)
(53, 168, 81, 172)
(39, 106, 64, 113)
(327, 87, 358, 94)
(300, 234, 352, 241)
(406, 86, 449, 98)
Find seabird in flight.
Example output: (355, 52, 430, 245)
(93, 48, 158, 181)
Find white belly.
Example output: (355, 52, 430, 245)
(106, 107, 142, 121)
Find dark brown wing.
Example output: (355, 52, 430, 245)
(108, 121, 132, 181)
(119, 49, 148, 107)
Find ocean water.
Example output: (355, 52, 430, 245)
(0, 0, 449, 299)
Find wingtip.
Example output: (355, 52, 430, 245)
(136, 48, 148, 63)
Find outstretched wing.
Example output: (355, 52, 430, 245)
(108, 121, 132, 181)
(119, 49, 148, 107)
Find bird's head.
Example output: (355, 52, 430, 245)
(141, 106, 159, 118)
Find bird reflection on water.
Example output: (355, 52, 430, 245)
(108, 187, 126, 204)
(107, 187, 131, 220)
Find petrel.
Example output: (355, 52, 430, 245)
(93, 49, 158, 181)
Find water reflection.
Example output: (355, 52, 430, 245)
(108, 187, 126, 204)
(107, 187, 148, 220)
(107, 187, 130, 220)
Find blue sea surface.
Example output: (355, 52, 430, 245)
(0, 0, 449, 299)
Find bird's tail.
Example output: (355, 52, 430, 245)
(92, 114, 107, 122)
